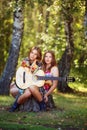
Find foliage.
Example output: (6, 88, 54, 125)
(0, 0, 13, 75)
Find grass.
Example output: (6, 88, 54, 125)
(0, 82, 87, 130)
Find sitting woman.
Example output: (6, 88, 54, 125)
(9, 46, 46, 112)
(40, 50, 59, 110)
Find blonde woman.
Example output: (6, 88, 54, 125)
(9, 46, 45, 112)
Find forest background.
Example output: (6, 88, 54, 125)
(0, 0, 87, 130)
(0, 0, 87, 94)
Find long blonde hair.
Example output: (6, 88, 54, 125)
(28, 46, 42, 61)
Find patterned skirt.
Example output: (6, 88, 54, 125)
(18, 87, 56, 112)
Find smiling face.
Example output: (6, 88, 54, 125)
(29, 47, 42, 63)
(29, 49, 38, 62)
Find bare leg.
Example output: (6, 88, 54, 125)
(29, 86, 42, 102)
(29, 86, 46, 111)
(9, 88, 31, 112)
(17, 88, 31, 104)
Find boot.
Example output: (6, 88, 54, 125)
(9, 101, 19, 112)
(39, 100, 46, 111)
(9, 94, 20, 112)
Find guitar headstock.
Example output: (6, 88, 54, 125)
(66, 77, 75, 82)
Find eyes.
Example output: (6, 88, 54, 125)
(45, 54, 52, 59)
(31, 50, 38, 56)
(45, 56, 52, 58)
(31, 52, 37, 56)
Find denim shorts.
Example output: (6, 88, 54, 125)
(18, 88, 24, 95)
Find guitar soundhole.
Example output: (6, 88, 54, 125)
(23, 72, 25, 83)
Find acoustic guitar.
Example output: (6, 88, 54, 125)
(16, 66, 75, 90)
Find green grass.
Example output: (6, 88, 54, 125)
(0, 83, 87, 130)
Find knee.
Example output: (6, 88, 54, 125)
(29, 86, 34, 92)
(10, 89, 17, 98)
(24, 90, 31, 98)
(10, 84, 18, 98)
(29, 86, 38, 93)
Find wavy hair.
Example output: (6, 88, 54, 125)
(28, 46, 42, 61)
(42, 50, 57, 71)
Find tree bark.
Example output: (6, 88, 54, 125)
(58, 18, 74, 93)
(0, 5, 24, 95)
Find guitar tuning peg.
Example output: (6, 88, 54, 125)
(72, 77, 75, 82)
(66, 77, 75, 82)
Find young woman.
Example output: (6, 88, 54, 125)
(9, 46, 45, 112)
(41, 50, 59, 109)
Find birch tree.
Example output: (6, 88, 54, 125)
(0, 0, 24, 95)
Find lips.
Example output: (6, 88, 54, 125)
(46, 60, 50, 63)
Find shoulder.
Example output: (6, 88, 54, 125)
(22, 57, 29, 61)
(51, 66, 59, 76)
(21, 57, 30, 67)
(21, 57, 29, 63)
(51, 66, 58, 71)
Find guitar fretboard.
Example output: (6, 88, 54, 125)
(37, 76, 75, 82)
(38, 76, 65, 81)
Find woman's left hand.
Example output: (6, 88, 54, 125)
(44, 94, 48, 103)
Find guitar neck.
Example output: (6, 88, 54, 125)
(37, 76, 66, 81)
(37, 76, 75, 82)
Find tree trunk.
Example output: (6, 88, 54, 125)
(58, 47, 74, 92)
(0, 3, 24, 95)
(58, 18, 74, 93)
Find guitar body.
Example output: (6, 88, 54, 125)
(16, 66, 45, 90)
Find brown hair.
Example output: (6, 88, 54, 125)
(42, 50, 57, 71)
(28, 46, 42, 61)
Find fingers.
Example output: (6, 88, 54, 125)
(44, 95, 48, 103)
